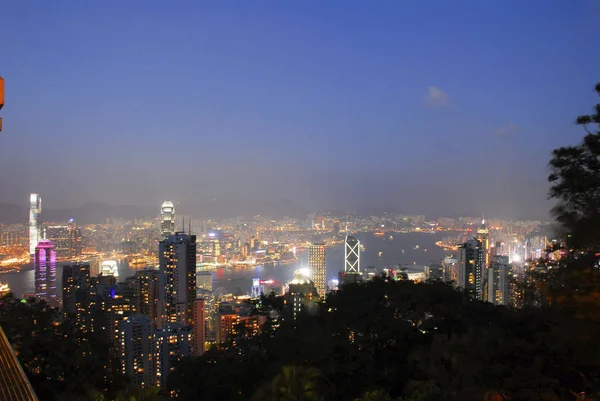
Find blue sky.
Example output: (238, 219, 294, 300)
(0, 0, 598, 218)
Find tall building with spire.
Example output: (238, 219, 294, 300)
(160, 201, 175, 239)
(34, 239, 57, 306)
(308, 242, 326, 297)
(29, 193, 42, 256)
(477, 219, 490, 269)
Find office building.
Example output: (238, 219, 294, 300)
(442, 257, 458, 283)
(34, 239, 57, 306)
(424, 264, 444, 281)
(116, 315, 153, 387)
(152, 324, 192, 388)
(286, 270, 317, 320)
(158, 233, 196, 327)
(101, 260, 119, 277)
(62, 263, 91, 329)
(132, 269, 160, 322)
(344, 235, 360, 274)
(216, 303, 264, 347)
(488, 255, 511, 305)
(46, 225, 70, 260)
(457, 239, 484, 299)
(308, 242, 326, 297)
(477, 219, 490, 269)
(46, 221, 81, 261)
(29, 194, 42, 256)
(192, 298, 206, 357)
(160, 201, 175, 239)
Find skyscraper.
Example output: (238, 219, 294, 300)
(62, 263, 91, 329)
(308, 242, 326, 297)
(160, 201, 175, 239)
(344, 235, 360, 274)
(29, 193, 42, 256)
(158, 232, 196, 327)
(477, 219, 490, 269)
(46, 225, 70, 260)
(34, 239, 57, 306)
(132, 269, 160, 322)
(116, 314, 153, 387)
(192, 298, 206, 357)
(488, 255, 511, 305)
(457, 239, 484, 299)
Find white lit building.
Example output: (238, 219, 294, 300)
(160, 201, 175, 239)
(29, 193, 42, 256)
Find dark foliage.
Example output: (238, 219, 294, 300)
(168, 278, 600, 400)
(0, 294, 128, 401)
(548, 83, 600, 250)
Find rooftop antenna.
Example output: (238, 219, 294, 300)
(188, 217, 191, 235)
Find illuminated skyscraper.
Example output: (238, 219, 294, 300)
(34, 239, 57, 306)
(192, 298, 206, 357)
(477, 219, 490, 269)
(47, 225, 70, 260)
(457, 239, 483, 299)
(158, 233, 196, 327)
(62, 263, 91, 325)
(160, 201, 175, 239)
(344, 235, 360, 274)
(287, 269, 316, 320)
(29, 193, 42, 256)
(132, 269, 160, 322)
(308, 242, 326, 297)
(487, 255, 511, 305)
(116, 314, 153, 387)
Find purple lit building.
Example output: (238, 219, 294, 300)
(35, 239, 57, 306)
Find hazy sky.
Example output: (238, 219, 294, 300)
(0, 1, 599, 219)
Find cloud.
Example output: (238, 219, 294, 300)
(493, 124, 520, 136)
(426, 86, 449, 107)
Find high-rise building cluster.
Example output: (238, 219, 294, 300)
(452, 220, 513, 305)
(56, 201, 277, 389)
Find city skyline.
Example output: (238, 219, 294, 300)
(1, 2, 599, 220)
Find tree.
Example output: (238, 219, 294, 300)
(252, 365, 329, 401)
(548, 83, 600, 250)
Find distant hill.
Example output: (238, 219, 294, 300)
(0, 199, 307, 225)
(0, 203, 28, 224)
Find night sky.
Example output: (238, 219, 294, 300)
(0, 1, 599, 219)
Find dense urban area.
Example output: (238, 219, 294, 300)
(1, 3, 600, 400)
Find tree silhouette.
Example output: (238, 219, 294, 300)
(548, 83, 600, 250)
(252, 365, 329, 401)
